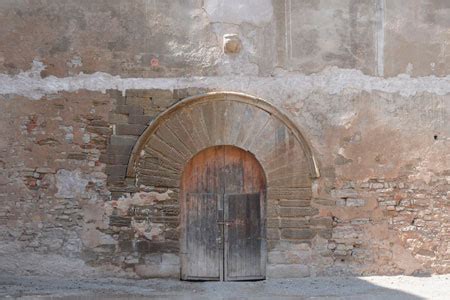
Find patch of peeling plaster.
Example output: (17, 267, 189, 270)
(203, 0, 273, 26)
(55, 169, 89, 199)
(105, 190, 173, 216)
(2, 61, 450, 100)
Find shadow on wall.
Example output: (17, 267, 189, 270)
(0, 275, 432, 299)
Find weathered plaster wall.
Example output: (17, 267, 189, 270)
(0, 0, 449, 278)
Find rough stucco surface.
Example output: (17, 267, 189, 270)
(384, 0, 450, 77)
(0, 0, 449, 279)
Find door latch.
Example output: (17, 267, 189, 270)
(217, 221, 233, 226)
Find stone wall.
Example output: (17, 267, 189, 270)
(0, 0, 449, 278)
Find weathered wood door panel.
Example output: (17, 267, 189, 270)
(181, 146, 266, 281)
(225, 193, 264, 280)
(185, 193, 222, 280)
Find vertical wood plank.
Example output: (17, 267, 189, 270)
(225, 193, 263, 280)
(184, 193, 220, 280)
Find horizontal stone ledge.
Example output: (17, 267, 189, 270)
(266, 204, 278, 218)
(67, 152, 88, 160)
(105, 165, 127, 177)
(110, 135, 138, 146)
(267, 187, 312, 200)
(86, 125, 112, 135)
(278, 200, 311, 207)
(107, 174, 127, 182)
(126, 88, 174, 99)
(137, 175, 179, 187)
(128, 115, 154, 125)
(107, 144, 135, 156)
(268, 178, 311, 188)
(266, 228, 280, 240)
(316, 229, 332, 239)
(100, 153, 131, 165)
(312, 198, 336, 206)
(115, 124, 147, 136)
(110, 191, 127, 200)
(135, 240, 179, 253)
(109, 215, 132, 227)
(266, 218, 280, 228)
(107, 185, 139, 193)
(133, 216, 179, 223)
(279, 218, 308, 228)
(331, 188, 358, 199)
(345, 198, 366, 207)
(279, 207, 319, 217)
(309, 217, 333, 228)
(115, 104, 144, 115)
(267, 167, 310, 178)
(281, 228, 315, 240)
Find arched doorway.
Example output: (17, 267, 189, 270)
(123, 92, 319, 279)
(180, 145, 266, 281)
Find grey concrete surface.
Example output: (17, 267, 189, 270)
(0, 275, 449, 299)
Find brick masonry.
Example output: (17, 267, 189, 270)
(0, 88, 448, 279)
(89, 90, 448, 278)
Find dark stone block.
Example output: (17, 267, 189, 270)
(281, 228, 315, 240)
(110, 191, 127, 200)
(101, 153, 130, 164)
(110, 135, 138, 146)
(316, 229, 333, 239)
(116, 105, 144, 115)
(310, 217, 333, 228)
(118, 239, 133, 252)
(67, 152, 88, 160)
(107, 144, 134, 156)
(279, 200, 311, 207)
(280, 218, 308, 228)
(164, 229, 180, 240)
(107, 89, 125, 105)
(312, 199, 336, 206)
(268, 187, 312, 200)
(279, 207, 319, 217)
(115, 124, 147, 136)
(86, 126, 112, 135)
(90, 119, 110, 127)
(107, 176, 126, 185)
(136, 240, 179, 254)
(105, 165, 127, 177)
(109, 215, 132, 227)
(128, 115, 154, 125)
(81, 249, 99, 263)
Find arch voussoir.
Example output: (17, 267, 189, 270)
(128, 92, 320, 189)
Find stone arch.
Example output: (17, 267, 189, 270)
(126, 92, 320, 188)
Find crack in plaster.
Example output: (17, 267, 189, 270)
(1, 60, 450, 100)
(376, 0, 385, 77)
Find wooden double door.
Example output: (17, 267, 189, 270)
(180, 146, 266, 281)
